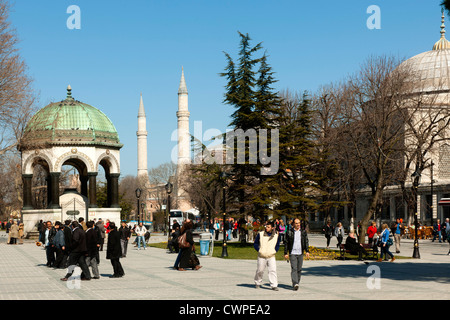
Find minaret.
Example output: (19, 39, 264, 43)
(433, 8, 450, 50)
(177, 67, 190, 167)
(137, 93, 148, 178)
(176, 67, 191, 209)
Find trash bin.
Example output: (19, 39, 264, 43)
(199, 233, 212, 256)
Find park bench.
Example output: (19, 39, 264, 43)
(339, 243, 378, 260)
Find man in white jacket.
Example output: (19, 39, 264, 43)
(253, 221, 281, 291)
(135, 222, 147, 250)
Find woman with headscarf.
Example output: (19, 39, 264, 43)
(178, 220, 202, 271)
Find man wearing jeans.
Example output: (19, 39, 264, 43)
(135, 222, 147, 250)
(284, 218, 310, 291)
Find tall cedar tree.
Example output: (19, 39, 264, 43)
(220, 32, 280, 219)
(269, 93, 319, 222)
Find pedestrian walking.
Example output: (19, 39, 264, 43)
(119, 221, 131, 257)
(60, 221, 92, 281)
(44, 221, 56, 267)
(135, 222, 147, 250)
(214, 219, 220, 241)
(432, 219, 442, 243)
(177, 220, 202, 271)
(278, 219, 286, 244)
(322, 220, 333, 249)
(443, 218, 449, 243)
(367, 221, 377, 246)
(334, 222, 345, 248)
(85, 221, 100, 279)
(391, 218, 404, 253)
(168, 224, 180, 254)
(377, 223, 395, 262)
(106, 222, 125, 278)
(253, 221, 281, 291)
(62, 220, 73, 268)
(53, 221, 66, 269)
(284, 218, 309, 291)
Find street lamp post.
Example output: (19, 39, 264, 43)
(412, 170, 421, 259)
(430, 160, 434, 227)
(220, 171, 228, 258)
(141, 202, 146, 224)
(165, 182, 173, 237)
(135, 188, 142, 225)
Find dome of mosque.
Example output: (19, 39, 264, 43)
(400, 10, 450, 93)
(19, 86, 122, 150)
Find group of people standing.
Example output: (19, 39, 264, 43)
(324, 219, 405, 262)
(38, 217, 127, 280)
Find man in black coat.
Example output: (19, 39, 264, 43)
(62, 220, 73, 268)
(60, 221, 92, 281)
(85, 221, 100, 279)
(119, 221, 131, 258)
(284, 218, 310, 290)
(345, 232, 367, 261)
(107, 222, 124, 278)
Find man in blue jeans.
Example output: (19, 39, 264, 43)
(432, 219, 442, 243)
(135, 222, 147, 250)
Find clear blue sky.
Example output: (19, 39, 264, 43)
(9, 0, 445, 178)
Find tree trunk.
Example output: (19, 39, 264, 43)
(359, 180, 384, 243)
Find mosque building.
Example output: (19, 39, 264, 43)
(313, 10, 450, 231)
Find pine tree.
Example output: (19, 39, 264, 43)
(220, 32, 279, 218)
(269, 92, 319, 221)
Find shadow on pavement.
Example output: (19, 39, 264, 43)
(303, 262, 450, 283)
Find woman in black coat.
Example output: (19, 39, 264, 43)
(178, 221, 202, 271)
(106, 222, 124, 278)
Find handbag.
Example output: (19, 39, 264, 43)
(178, 233, 190, 248)
(386, 238, 393, 246)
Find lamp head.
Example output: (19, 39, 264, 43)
(165, 182, 173, 194)
(135, 188, 142, 198)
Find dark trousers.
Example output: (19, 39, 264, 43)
(110, 258, 124, 276)
(380, 245, 394, 260)
(45, 245, 55, 266)
(54, 247, 65, 268)
(325, 235, 331, 247)
(64, 251, 91, 280)
(289, 254, 304, 286)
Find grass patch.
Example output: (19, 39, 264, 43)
(148, 241, 410, 261)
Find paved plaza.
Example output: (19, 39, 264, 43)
(0, 231, 449, 302)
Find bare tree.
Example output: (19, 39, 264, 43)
(338, 55, 417, 242)
(0, 0, 37, 156)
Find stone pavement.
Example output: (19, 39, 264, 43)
(0, 231, 449, 302)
